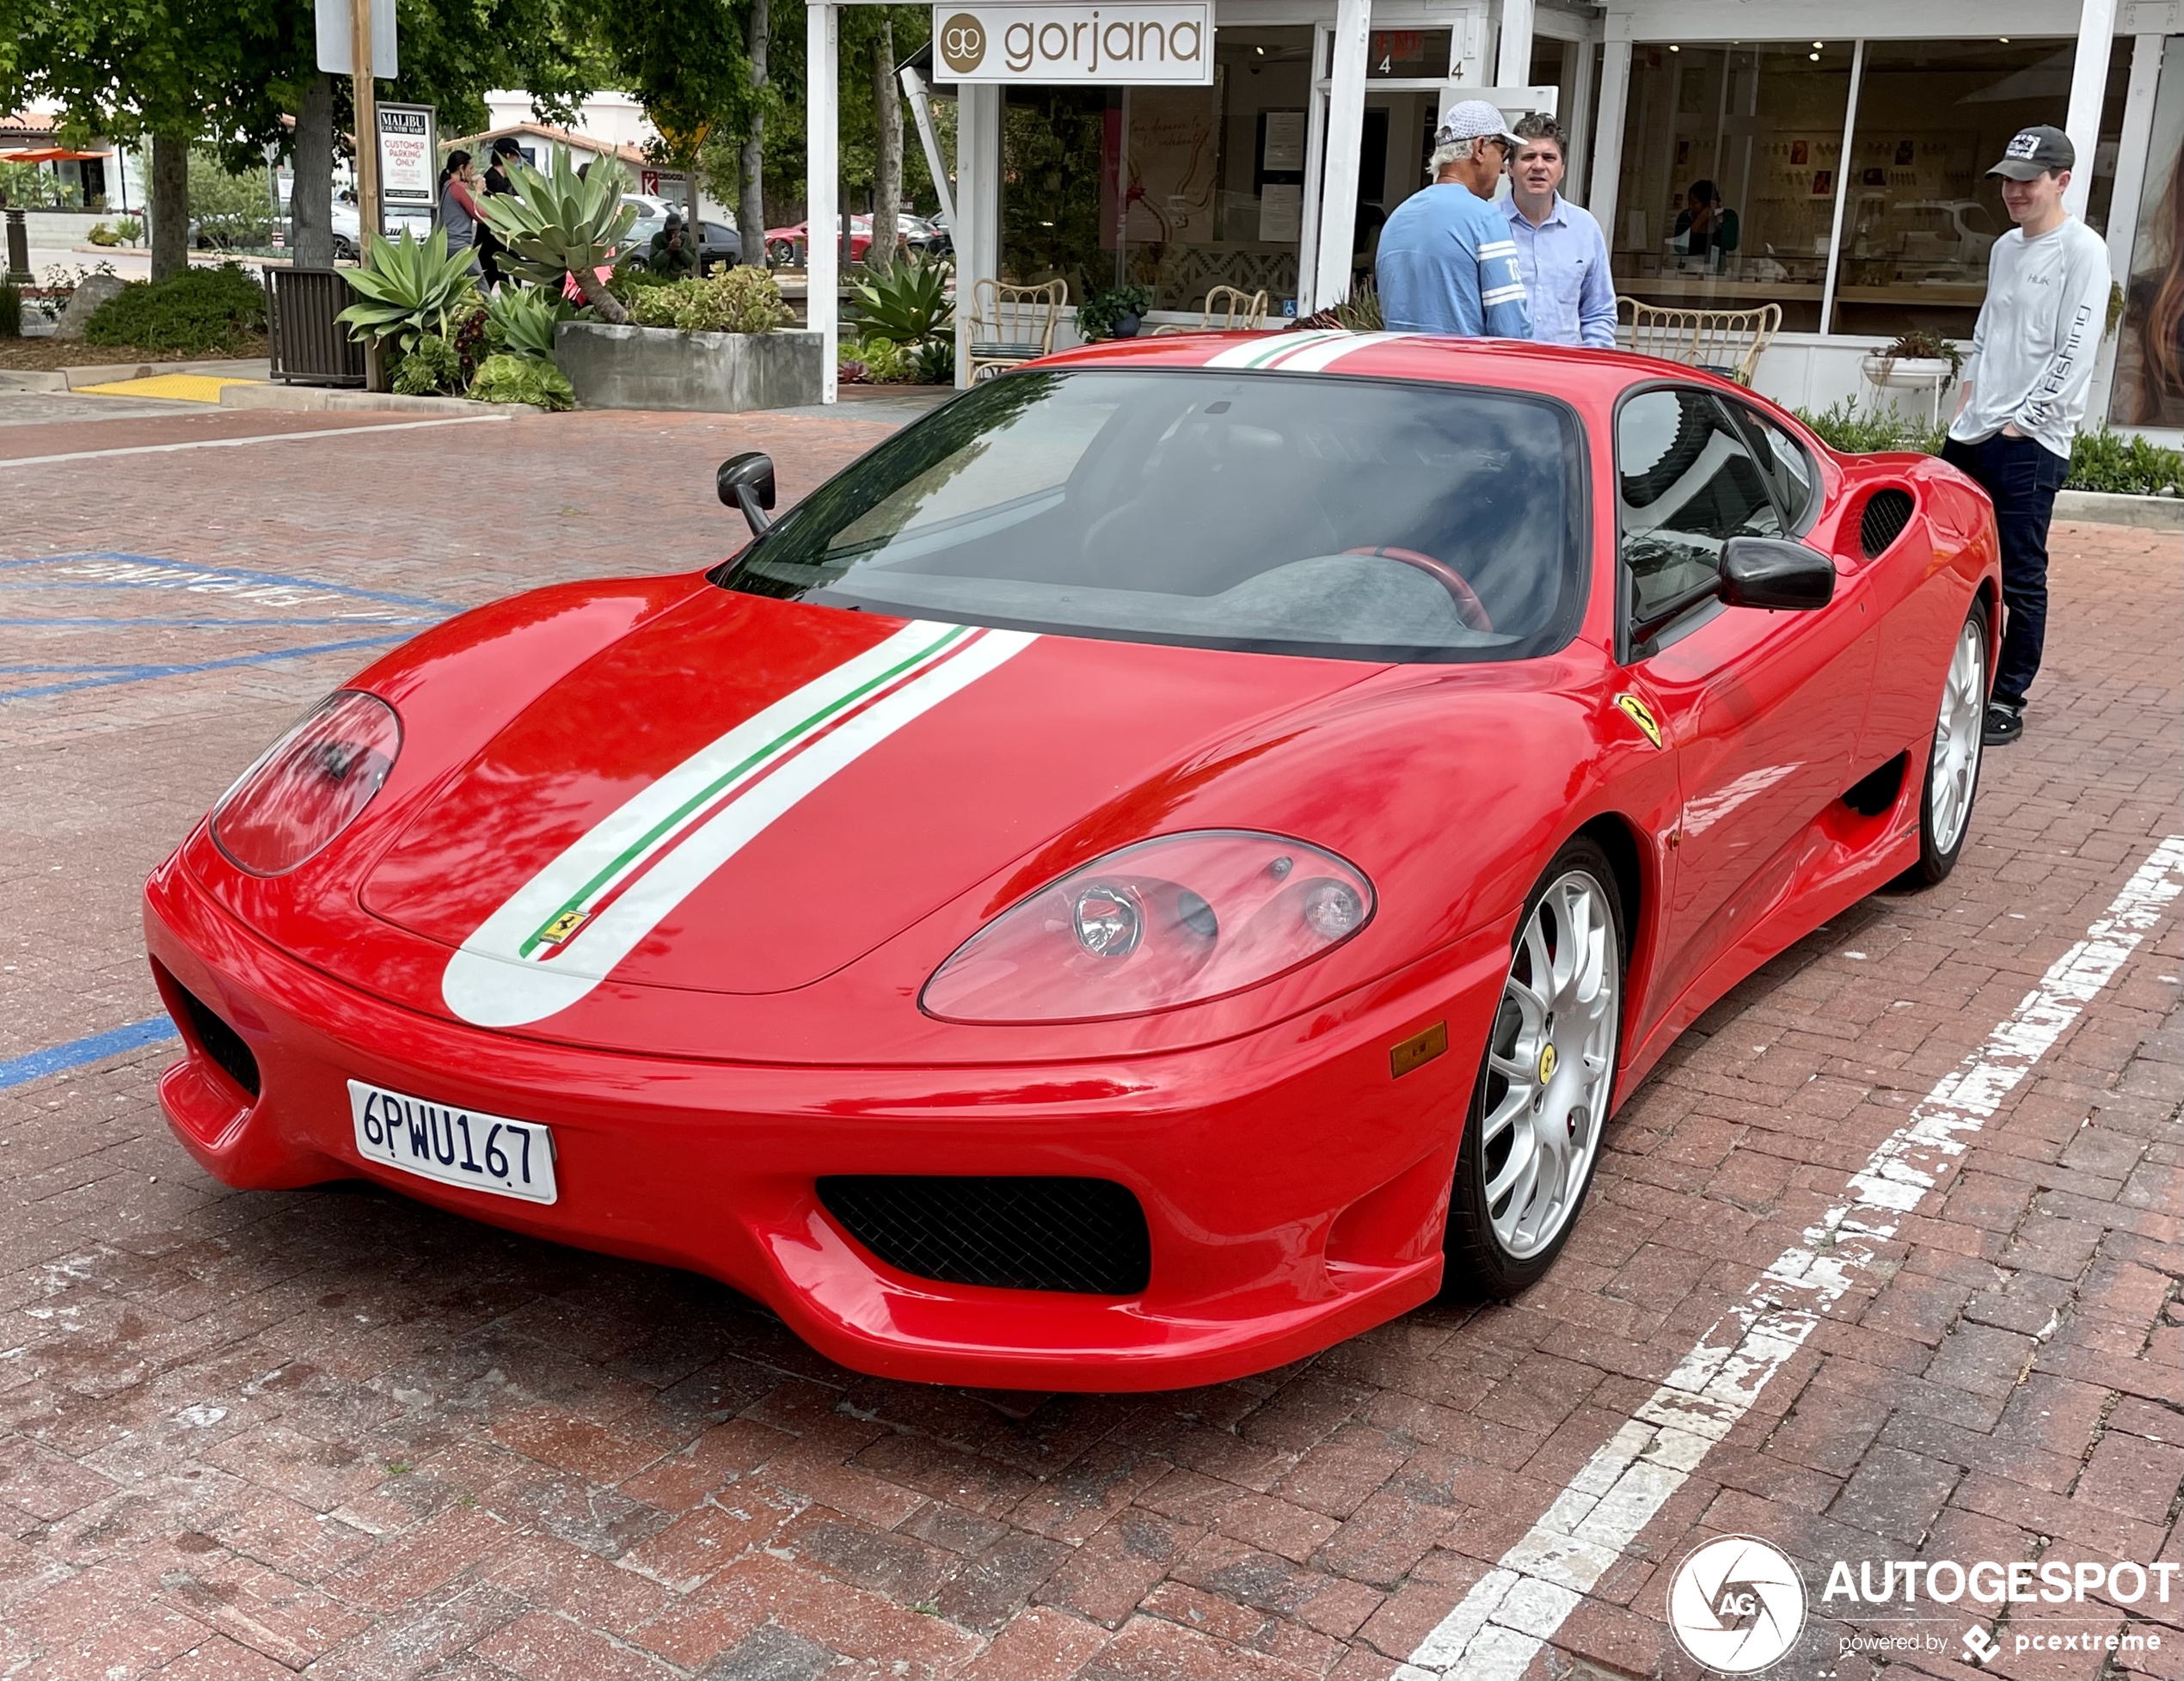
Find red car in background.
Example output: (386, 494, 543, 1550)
(144, 333, 1998, 1390)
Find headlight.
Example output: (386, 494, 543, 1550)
(921, 830, 1375, 1023)
(211, 691, 402, 876)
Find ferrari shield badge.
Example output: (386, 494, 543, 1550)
(1614, 693, 1664, 749)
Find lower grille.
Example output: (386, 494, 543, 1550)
(818, 1175, 1151, 1295)
(158, 966, 261, 1096)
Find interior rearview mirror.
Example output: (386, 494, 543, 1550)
(1719, 536, 1835, 613)
(718, 452, 776, 537)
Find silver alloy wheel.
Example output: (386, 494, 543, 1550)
(1929, 617, 1985, 856)
(1480, 870, 1621, 1261)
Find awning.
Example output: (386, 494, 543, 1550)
(0, 147, 110, 163)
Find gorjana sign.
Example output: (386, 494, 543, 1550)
(932, 3, 1212, 84)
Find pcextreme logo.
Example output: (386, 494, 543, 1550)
(1668, 1537, 1807, 1673)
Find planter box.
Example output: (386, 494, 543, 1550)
(1860, 353, 1954, 389)
(555, 322, 823, 412)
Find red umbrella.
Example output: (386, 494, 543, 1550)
(0, 147, 111, 163)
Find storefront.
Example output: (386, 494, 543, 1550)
(804, 0, 2183, 436)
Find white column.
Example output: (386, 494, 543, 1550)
(1297, 47, 1330, 315)
(2087, 34, 2165, 424)
(2063, 0, 2119, 221)
(954, 83, 1002, 388)
(1585, 38, 1630, 240)
(1495, 0, 1536, 88)
(1314, 0, 1371, 308)
(807, 1, 840, 403)
(1818, 38, 1866, 336)
(1564, 32, 1598, 202)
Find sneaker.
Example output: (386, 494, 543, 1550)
(1983, 702, 2024, 745)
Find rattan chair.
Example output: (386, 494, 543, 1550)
(1151, 285, 1272, 334)
(966, 278, 1068, 381)
(1619, 299, 1782, 385)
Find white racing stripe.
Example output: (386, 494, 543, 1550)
(1200, 329, 1417, 374)
(1402, 834, 2184, 1681)
(442, 623, 1037, 1027)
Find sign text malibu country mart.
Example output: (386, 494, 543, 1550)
(932, 3, 1212, 84)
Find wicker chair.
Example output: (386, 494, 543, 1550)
(1151, 285, 1272, 334)
(966, 278, 1068, 381)
(1620, 300, 1782, 385)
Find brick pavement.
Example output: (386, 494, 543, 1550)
(0, 401, 2177, 1680)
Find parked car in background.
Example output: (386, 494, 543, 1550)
(617, 214, 744, 273)
(763, 214, 947, 267)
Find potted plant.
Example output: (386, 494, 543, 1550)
(1862, 328, 1963, 391)
(1077, 283, 1152, 342)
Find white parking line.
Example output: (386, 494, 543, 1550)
(1402, 834, 2184, 1681)
(0, 414, 506, 469)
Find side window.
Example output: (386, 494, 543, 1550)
(1617, 387, 1783, 634)
(1730, 403, 1820, 529)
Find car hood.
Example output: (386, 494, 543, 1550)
(360, 589, 1380, 1024)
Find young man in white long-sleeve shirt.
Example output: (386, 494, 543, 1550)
(1942, 124, 2110, 747)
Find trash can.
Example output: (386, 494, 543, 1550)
(265, 267, 365, 385)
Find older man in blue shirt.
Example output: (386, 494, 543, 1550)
(1501, 113, 1617, 349)
(1375, 101, 1532, 339)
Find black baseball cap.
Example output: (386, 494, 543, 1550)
(1988, 125, 2074, 180)
(490, 136, 522, 159)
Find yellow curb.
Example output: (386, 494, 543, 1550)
(71, 373, 264, 403)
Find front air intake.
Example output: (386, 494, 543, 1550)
(818, 1175, 1152, 1295)
(161, 969, 261, 1097)
(1859, 488, 1916, 560)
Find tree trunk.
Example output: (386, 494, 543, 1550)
(739, 0, 770, 265)
(571, 264, 629, 323)
(150, 132, 190, 280)
(870, 15, 902, 274)
(291, 73, 336, 267)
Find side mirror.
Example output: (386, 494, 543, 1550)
(718, 452, 776, 537)
(1719, 536, 1835, 612)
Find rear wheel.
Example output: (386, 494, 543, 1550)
(1444, 837, 1624, 1298)
(767, 238, 797, 267)
(1905, 607, 1987, 887)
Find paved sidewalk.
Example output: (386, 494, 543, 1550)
(0, 405, 2177, 1680)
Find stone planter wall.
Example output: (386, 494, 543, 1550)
(555, 322, 823, 412)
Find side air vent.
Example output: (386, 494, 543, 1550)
(164, 972, 261, 1096)
(818, 1175, 1152, 1295)
(1859, 488, 1916, 560)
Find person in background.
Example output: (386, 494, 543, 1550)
(1374, 101, 1531, 338)
(1672, 180, 1739, 262)
(1942, 124, 2110, 747)
(648, 212, 698, 278)
(437, 150, 485, 273)
(1502, 113, 1616, 349)
(475, 136, 521, 286)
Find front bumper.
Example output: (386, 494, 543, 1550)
(144, 854, 1506, 1390)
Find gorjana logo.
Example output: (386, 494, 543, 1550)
(939, 12, 987, 73)
(1668, 1536, 1807, 1673)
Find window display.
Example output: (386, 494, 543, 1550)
(2111, 36, 2184, 428)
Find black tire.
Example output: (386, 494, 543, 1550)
(1905, 604, 1989, 887)
(767, 239, 796, 267)
(1444, 836, 1626, 1299)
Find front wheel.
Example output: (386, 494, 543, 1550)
(767, 239, 796, 267)
(1905, 606, 1988, 887)
(1444, 837, 1625, 1298)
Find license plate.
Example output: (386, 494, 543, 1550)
(347, 1079, 558, 1205)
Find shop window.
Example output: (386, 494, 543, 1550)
(2111, 35, 2184, 428)
(1612, 43, 1856, 331)
(999, 27, 1315, 316)
(1831, 37, 2132, 338)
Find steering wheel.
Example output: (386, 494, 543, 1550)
(1345, 546, 1494, 631)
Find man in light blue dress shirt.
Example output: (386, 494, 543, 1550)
(1500, 114, 1617, 349)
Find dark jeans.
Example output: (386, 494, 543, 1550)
(1941, 431, 2070, 709)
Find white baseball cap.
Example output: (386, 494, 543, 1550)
(1435, 100, 1524, 150)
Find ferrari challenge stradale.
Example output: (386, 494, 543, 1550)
(144, 332, 2001, 1390)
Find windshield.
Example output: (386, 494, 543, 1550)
(717, 368, 1587, 662)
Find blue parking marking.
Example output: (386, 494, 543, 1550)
(3, 550, 465, 704)
(0, 1016, 179, 1090)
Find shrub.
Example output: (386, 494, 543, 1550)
(1791, 399, 1945, 457)
(475, 154, 636, 322)
(484, 284, 577, 359)
(619, 268, 790, 334)
(837, 357, 870, 384)
(335, 228, 480, 355)
(1076, 284, 1152, 341)
(468, 352, 574, 410)
(0, 161, 63, 207)
(87, 223, 120, 247)
(914, 336, 954, 385)
(848, 255, 952, 346)
(188, 150, 274, 248)
(392, 333, 463, 395)
(83, 263, 267, 353)
(843, 334, 913, 383)
(0, 281, 20, 338)
(2068, 429, 2184, 496)
(114, 216, 144, 244)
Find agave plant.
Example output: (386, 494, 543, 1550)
(334, 227, 480, 354)
(477, 155, 637, 323)
(483, 282, 579, 359)
(847, 255, 953, 346)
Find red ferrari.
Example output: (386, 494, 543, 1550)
(144, 333, 1999, 1390)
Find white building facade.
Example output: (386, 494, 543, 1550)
(805, 0, 2184, 438)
